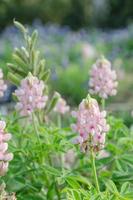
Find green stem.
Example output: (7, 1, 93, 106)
(90, 150, 100, 193)
(32, 113, 40, 144)
(101, 98, 105, 110)
(32, 114, 50, 188)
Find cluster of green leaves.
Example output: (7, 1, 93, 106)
(65, 180, 133, 200)
(3, 114, 133, 199)
(2, 113, 74, 199)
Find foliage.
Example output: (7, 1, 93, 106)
(0, 0, 133, 30)
(0, 21, 132, 200)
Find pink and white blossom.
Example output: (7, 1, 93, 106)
(82, 43, 96, 60)
(0, 121, 13, 176)
(71, 95, 109, 152)
(89, 57, 118, 99)
(14, 73, 48, 116)
(54, 92, 70, 114)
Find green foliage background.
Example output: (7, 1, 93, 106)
(0, 0, 133, 30)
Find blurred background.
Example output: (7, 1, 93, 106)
(0, 0, 133, 126)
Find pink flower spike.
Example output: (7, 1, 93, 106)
(89, 57, 118, 99)
(0, 121, 6, 130)
(14, 73, 48, 116)
(71, 94, 109, 152)
(0, 120, 13, 176)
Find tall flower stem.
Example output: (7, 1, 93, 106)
(32, 113, 40, 144)
(90, 149, 100, 193)
(32, 113, 50, 187)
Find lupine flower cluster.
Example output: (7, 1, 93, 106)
(54, 92, 70, 114)
(14, 73, 48, 116)
(89, 57, 118, 99)
(0, 121, 13, 176)
(71, 95, 109, 152)
(0, 69, 7, 97)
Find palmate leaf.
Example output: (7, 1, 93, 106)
(64, 188, 84, 200)
(107, 116, 129, 139)
(113, 172, 133, 183)
(120, 182, 130, 194)
(68, 175, 91, 186)
(42, 164, 61, 176)
(112, 153, 133, 174)
(105, 180, 118, 194)
(66, 178, 81, 189)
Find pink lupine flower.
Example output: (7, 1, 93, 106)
(0, 69, 7, 97)
(14, 73, 48, 116)
(54, 92, 70, 114)
(71, 95, 109, 152)
(0, 121, 13, 176)
(89, 57, 118, 99)
(82, 43, 96, 60)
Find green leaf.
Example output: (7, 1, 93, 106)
(71, 190, 82, 200)
(46, 182, 55, 200)
(120, 182, 130, 194)
(105, 180, 118, 194)
(66, 177, 81, 189)
(67, 175, 90, 186)
(42, 165, 60, 176)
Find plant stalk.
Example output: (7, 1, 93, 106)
(90, 149, 100, 193)
(32, 113, 40, 144)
